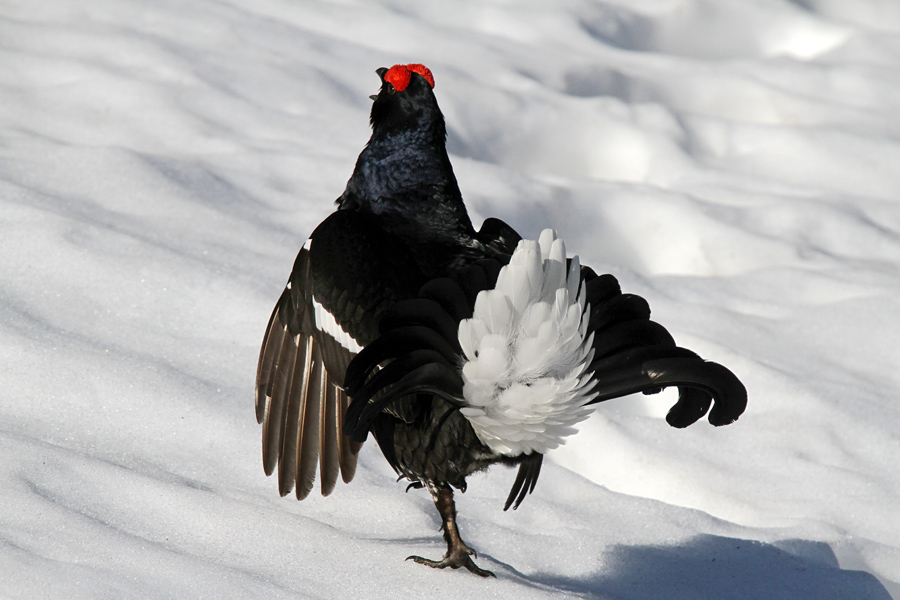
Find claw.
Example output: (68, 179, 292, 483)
(407, 552, 495, 577)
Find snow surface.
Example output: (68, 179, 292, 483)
(1, 0, 899, 598)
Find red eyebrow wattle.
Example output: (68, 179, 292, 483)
(384, 63, 435, 91)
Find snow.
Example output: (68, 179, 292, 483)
(1, 0, 898, 597)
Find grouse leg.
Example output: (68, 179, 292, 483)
(407, 485, 495, 577)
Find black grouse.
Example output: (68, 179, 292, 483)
(255, 63, 747, 577)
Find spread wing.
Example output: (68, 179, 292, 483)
(256, 210, 425, 500)
(255, 242, 361, 500)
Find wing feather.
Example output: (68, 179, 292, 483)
(277, 335, 312, 496)
(262, 328, 297, 477)
(319, 382, 341, 496)
(256, 244, 362, 499)
(255, 299, 287, 423)
(338, 390, 361, 483)
(296, 351, 325, 500)
(257, 211, 427, 500)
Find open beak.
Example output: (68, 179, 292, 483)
(371, 67, 389, 101)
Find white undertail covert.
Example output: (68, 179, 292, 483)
(458, 229, 597, 456)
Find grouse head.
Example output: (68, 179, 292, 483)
(339, 64, 473, 245)
(369, 64, 443, 137)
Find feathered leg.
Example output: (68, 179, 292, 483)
(407, 485, 495, 577)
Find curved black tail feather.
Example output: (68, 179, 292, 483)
(646, 358, 747, 427)
(585, 356, 747, 428)
(580, 267, 746, 428)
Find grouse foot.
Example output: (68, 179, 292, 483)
(407, 543, 495, 577)
(410, 484, 496, 577)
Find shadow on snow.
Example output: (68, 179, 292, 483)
(510, 534, 893, 600)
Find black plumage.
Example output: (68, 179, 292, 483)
(255, 64, 747, 577)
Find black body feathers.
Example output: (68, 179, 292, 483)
(255, 64, 747, 575)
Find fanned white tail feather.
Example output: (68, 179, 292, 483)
(458, 230, 597, 456)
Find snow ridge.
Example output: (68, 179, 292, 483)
(459, 229, 597, 456)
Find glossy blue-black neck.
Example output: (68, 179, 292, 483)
(337, 72, 475, 242)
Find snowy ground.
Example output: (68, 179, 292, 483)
(2, 0, 899, 598)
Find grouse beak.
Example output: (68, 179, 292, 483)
(372, 67, 391, 100)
